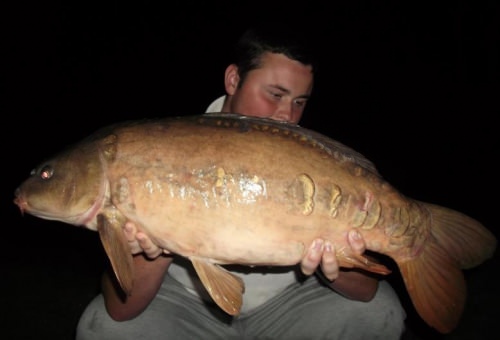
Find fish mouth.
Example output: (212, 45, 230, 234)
(13, 187, 104, 228)
(13, 191, 27, 216)
(13, 195, 59, 221)
(13, 190, 66, 222)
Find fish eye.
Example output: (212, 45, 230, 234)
(39, 165, 54, 180)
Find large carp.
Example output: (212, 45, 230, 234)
(14, 113, 496, 334)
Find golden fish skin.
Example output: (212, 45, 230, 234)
(14, 113, 497, 334)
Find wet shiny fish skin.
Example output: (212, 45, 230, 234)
(14, 113, 496, 333)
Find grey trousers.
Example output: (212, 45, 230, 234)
(76, 274, 406, 340)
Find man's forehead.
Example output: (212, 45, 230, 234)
(253, 53, 312, 81)
(252, 53, 313, 94)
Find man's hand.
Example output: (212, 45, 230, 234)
(123, 222, 167, 258)
(300, 230, 366, 281)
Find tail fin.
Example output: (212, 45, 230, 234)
(397, 202, 496, 334)
(427, 203, 496, 268)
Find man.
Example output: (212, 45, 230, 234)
(76, 25, 406, 339)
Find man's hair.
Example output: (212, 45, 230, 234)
(233, 23, 318, 86)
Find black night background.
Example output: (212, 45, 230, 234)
(3, 1, 498, 339)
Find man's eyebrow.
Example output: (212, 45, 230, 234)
(296, 94, 311, 100)
(269, 84, 290, 93)
(269, 85, 311, 99)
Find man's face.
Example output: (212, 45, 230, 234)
(227, 52, 314, 124)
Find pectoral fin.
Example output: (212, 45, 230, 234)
(97, 214, 134, 295)
(191, 258, 244, 316)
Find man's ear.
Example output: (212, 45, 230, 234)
(224, 64, 240, 95)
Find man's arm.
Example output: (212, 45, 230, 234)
(325, 270, 378, 302)
(102, 253, 172, 321)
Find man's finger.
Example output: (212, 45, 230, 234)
(348, 230, 366, 255)
(300, 239, 323, 276)
(137, 232, 163, 259)
(319, 242, 339, 281)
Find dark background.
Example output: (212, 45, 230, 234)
(3, 1, 498, 339)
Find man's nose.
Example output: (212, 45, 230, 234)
(271, 101, 294, 123)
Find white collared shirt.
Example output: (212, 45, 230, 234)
(205, 95, 226, 113)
